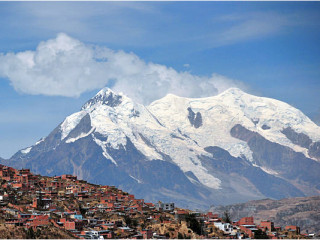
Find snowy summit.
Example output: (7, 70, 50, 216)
(5, 87, 320, 209)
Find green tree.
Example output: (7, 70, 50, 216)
(222, 210, 232, 223)
(141, 223, 146, 229)
(254, 229, 269, 239)
(79, 205, 87, 216)
(124, 215, 132, 227)
(185, 214, 201, 235)
(36, 228, 41, 238)
(132, 219, 138, 228)
(26, 227, 36, 239)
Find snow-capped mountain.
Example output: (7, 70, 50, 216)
(3, 88, 320, 209)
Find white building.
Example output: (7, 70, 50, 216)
(214, 222, 233, 234)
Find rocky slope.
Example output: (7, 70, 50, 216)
(210, 196, 320, 234)
(2, 88, 320, 209)
(0, 224, 76, 239)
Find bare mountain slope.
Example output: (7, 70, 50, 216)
(211, 196, 320, 234)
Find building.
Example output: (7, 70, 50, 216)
(214, 222, 233, 234)
(155, 202, 174, 211)
(259, 220, 275, 231)
(285, 225, 300, 234)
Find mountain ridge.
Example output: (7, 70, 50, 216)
(2, 87, 320, 209)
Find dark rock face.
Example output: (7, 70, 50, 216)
(187, 107, 196, 126)
(201, 146, 303, 200)
(261, 124, 271, 130)
(309, 142, 320, 160)
(187, 107, 202, 128)
(230, 124, 320, 195)
(130, 109, 140, 118)
(10, 124, 62, 161)
(66, 114, 92, 140)
(281, 127, 312, 148)
(252, 118, 259, 125)
(194, 113, 202, 128)
(82, 92, 122, 110)
(185, 171, 201, 183)
(280, 126, 320, 160)
(170, 134, 184, 140)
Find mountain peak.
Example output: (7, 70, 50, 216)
(81, 87, 124, 110)
(7, 83, 320, 210)
(220, 87, 246, 97)
(163, 92, 181, 99)
(97, 87, 115, 95)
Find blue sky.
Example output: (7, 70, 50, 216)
(0, 2, 320, 158)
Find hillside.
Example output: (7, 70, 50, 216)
(211, 196, 320, 234)
(1, 163, 316, 239)
(0, 224, 76, 239)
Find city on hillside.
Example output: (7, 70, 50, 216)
(0, 164, 316, 239)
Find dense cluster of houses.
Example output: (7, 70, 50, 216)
(0, 164, 312, 239)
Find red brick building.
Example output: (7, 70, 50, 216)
(285, 225, 300, 234)
(236, 216, 254, 226)
(27, 215, 50, 228)
(259, 220, 274, 231)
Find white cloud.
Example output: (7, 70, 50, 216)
(0, 33, 245, 104)
(211, 11, 304, 47)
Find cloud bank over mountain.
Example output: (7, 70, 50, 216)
(0, 33, 245, 104)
